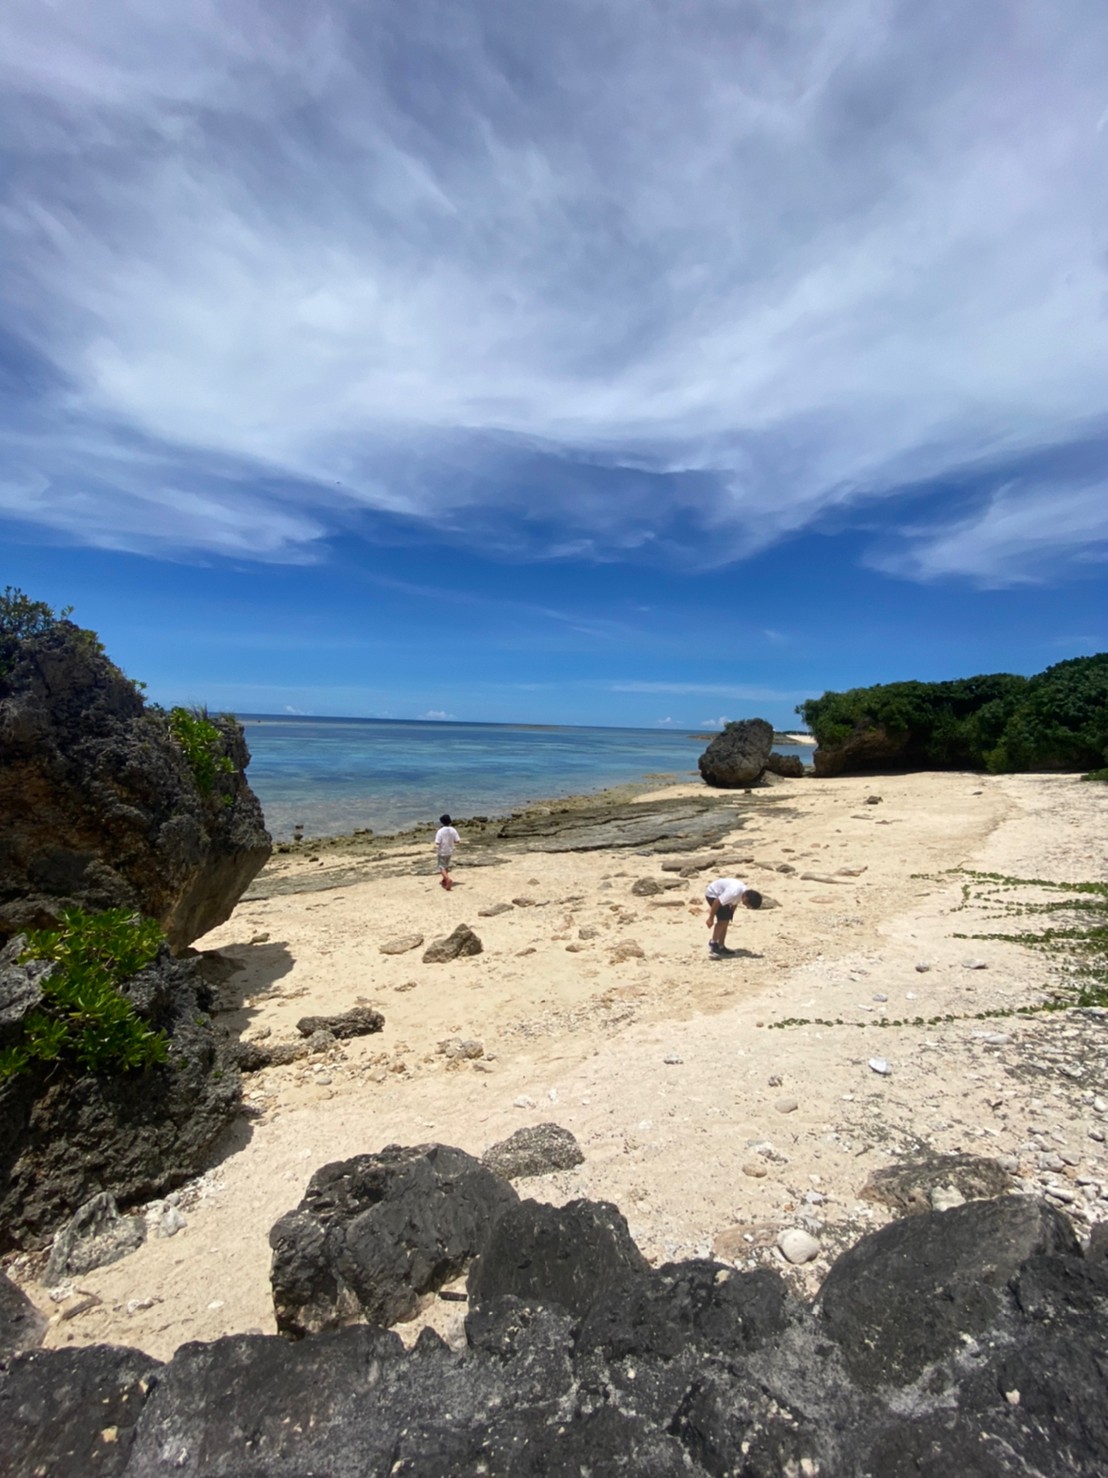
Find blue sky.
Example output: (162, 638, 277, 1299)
(2, 0, 1106, 730)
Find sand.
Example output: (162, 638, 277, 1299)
(19, 770, 1108, 1358)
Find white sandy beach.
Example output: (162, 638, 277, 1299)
(20, 770, 1108, 1359)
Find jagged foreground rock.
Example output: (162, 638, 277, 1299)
(0, 943, 241, 1250)
(3, 1189, 1107, 1475)
(0, 619, 271, 950)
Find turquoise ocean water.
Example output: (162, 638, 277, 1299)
(238, 715, 811, 841)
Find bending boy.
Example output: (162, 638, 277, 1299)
(703, 877, 762, 957)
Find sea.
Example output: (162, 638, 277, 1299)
(237, 715, 812, 841)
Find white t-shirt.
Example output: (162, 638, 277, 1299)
(705, 878, 747, 907)
(435, 825, 460, 855)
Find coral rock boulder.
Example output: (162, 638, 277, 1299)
(698, 718, 774, 787)
(0, 620, 271, 951)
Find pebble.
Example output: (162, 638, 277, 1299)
(931, 1185, 965, 1212)
(663, 1053, 684, 1065)
(775, 1098, 799, 1114)
(1089, 1128, 1105, 1143)
(868, 1058, 892, 1076)
(742, 1162, 768, 1178)
(513, 1095, 536, 1109)
(1045, 1185, 1076, 1204)
(915, 963, 932, 973)
(777, 1228, 821, 1264)
(872, 993, 888, 1003)
(961, 959, 988, 970)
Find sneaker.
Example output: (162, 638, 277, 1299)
(708, 941, 723, 957)
(444, 876, 453, 891)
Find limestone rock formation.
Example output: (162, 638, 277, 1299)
(764, 751, 805, 777)
(698, 718, 774, 787)
(0, 941, 242, 1251)
(269, 1143, 519, 1337)
(3, 1192, 1105, 1475)
(0, 619, 271, 951)
(0, 1271, 46, 1356)
(812, 723, 910, 776)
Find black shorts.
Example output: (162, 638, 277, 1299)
(713, 902, 735, 922)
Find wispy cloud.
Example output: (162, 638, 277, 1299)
(3, 1, 1108, 582)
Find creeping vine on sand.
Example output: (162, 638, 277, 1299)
(768, 869, 1107, 1030)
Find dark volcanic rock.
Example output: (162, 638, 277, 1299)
(0, 621, 271, 951)
(481, 1123, 585, 1181)
(295, 1007, 384, 1039)
(816, 1194, 1079, 1388)
(0, 944, 241, 1251)
(698, 718, 774, 788)
(0, 1343, 161, 1477)
(269, 1143, 519, 1336)
(422, 923, 483, 963)
(763, 751, 805, 777)
(3, 1192, 1108, 1476)
(0, 1270, 46, 1355)
(468, 1198, 650, 1318)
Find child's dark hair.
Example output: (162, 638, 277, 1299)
(743, 888, 763, 909)
(440, 814, 452, 826)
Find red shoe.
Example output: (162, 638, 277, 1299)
(444, 876, 453, 890)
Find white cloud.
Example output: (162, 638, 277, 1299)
(869, 480, 1108, 587)
(2, 1, 1108, 579)
(421, 709, 455, 721)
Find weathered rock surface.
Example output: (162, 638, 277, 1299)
(481, 1123, 585, 1181)
(4, 1193, 1106, 1475)
(813, 723, 910, 776)
(0, 942, 241, 1251)
(763, 751, 805, 777)
(43, 1191, 146, 1283)
(467, 1198, 651, 1317)
(269, 1143, 519, 1337)
(862, 1151, 1014, 1215)
(0, 621, 271, 950)
(422, 924, 483, 963)
(294, 1007, 384, 1039)
(698, 717, 774, 787)
(0, 1271, 46, 1356)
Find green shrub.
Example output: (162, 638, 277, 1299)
(0, 908, 169, 1080)
(798, 655, 1107, 774)
(166, 706, 234, 797)
(0, 586, 106, 679)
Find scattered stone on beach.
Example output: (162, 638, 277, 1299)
(577, 925, 599, 940)
(864, 794, 883, 805)
(482, 1123, 584, 1181)
(295, 1007, 383, 1039)
(379, 933, 424, 955)
(477, 903, 513, 917)
(742, 1162, 768, 1178)
(511, 897, 538, 908)
(233, 1038, 312, 1072)
(422, 924, 484, 963)
(799, 872, 852, 884)
(961, 958, 989, 970)
(513, 1095, 536, 1109)
(663, 1052, 683, 1065)
(868, 1058, 891, 1075)
(630, 877, 685, 897)
(609, 941, 645, 963)
(437, 1038, 484, 1061)
(44, 1193, 147, 1284)
(915, 961, 932, 972)
(861, 1153, 1014, 1216)
(775, 1098, 799, 1114)
(777, 1228, 820, 1264)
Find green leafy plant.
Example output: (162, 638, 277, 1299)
(166, 706, 235, 797)
(0, 586, 106, 678)
(797, 654, 1108, 774)
(1, 908, 169, 1080)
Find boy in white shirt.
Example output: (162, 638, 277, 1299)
(703, 877, 762, 957)
(435, 814, 461, 890)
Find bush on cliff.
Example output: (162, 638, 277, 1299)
(798, 653, 1108, 775)
(0, 908, 168, 1081)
